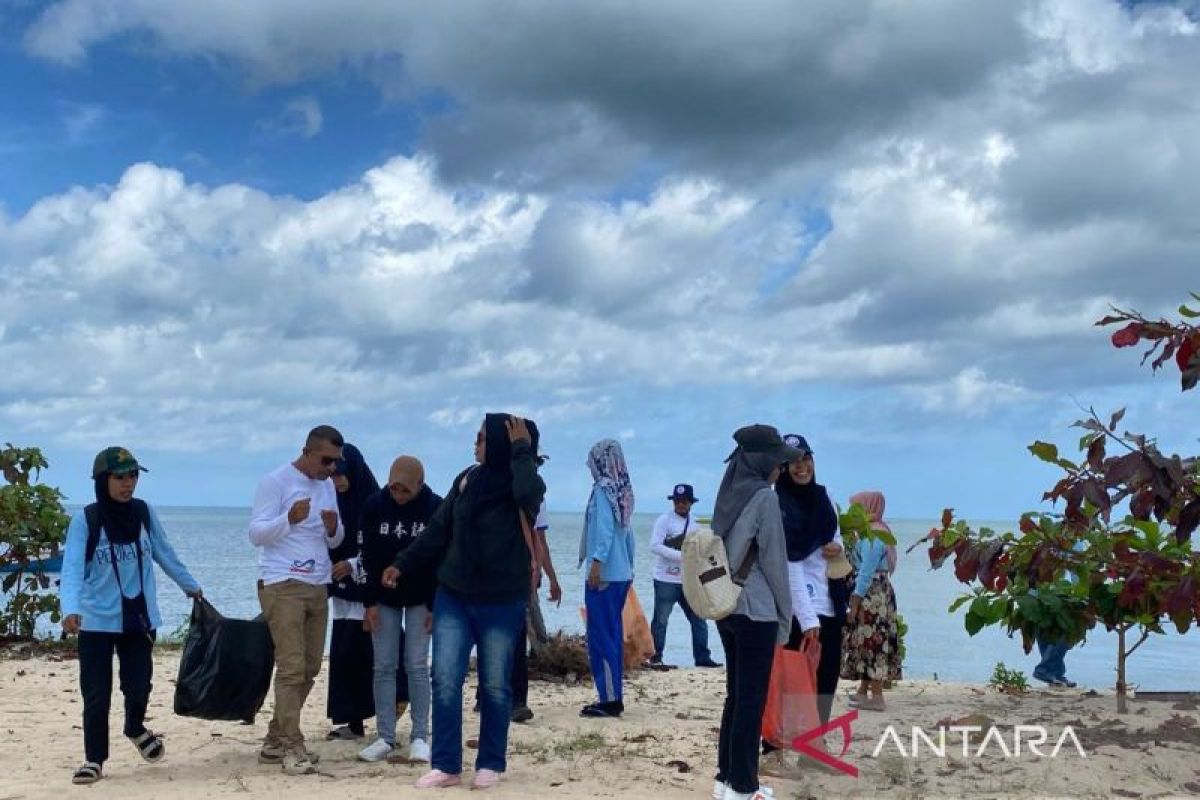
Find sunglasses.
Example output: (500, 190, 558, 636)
(319, 455, 340, 467)
(389, 482, 415, 495)
(112, 471, 140, 481)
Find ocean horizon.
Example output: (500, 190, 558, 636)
(37, 505, 1200, 692)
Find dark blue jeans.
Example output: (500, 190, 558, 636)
(650, 579, 712, 664)
(1035, 638, 1070, 681)
(430, 588, 526, 774)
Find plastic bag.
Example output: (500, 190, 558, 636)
(761, 640, 822, 749)
(621, 585, 656, 670)
(577, 585, 658, 670)
(174, 597, 274, 723)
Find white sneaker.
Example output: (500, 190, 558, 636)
(712, 780, 727, 800)
(407, 738, 431, 763)
(723, 787, 773, 800)
(357, 738, 394, 762)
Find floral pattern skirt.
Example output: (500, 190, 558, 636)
(839, 571, 902, 683)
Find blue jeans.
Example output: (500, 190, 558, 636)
(650, 579, 712, 664)
(371, 604, 431, 745)
(1035, 638, 1070, 681)
(430, 588, 526, 774)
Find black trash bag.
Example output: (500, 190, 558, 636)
(174, 597, 274, 723)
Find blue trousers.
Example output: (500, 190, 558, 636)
(650, 579, 712, 664)
(1035, 638, 1071, 681)
(429, 589, 526, 774)
(585, 580, 630, 703)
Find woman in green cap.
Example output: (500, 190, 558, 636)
(59, 446, 203, 785)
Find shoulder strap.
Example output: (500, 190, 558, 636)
(518, 509, 541, 591)
(731, 539, 759, 586)
(85, 500, 152, 563)
(84, 504, 101, 564)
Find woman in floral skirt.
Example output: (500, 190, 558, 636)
(840, 490, 901, 712)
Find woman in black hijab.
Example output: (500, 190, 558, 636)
(761, 434, 846, 771)
(60, 447, 202, 785)
(325, 443, 383, 740)
(383, 414, 545, 791)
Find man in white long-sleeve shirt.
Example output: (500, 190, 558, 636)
(648, 484, 720, 668)
(249, 425, 346, 776)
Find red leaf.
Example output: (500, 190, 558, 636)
(1118, 569, 1147, 609)
(1111, 323, 1142, 348)
(1086, 438, 1106, 472)
(1108, 408, 1126, 431)
(1176, 337, 1197, 373)
(954, 543, 982, 584)
(1019, 515, 1037, 534)
(1177, 499, 1200, 543)
(1130, 489, 1156, 521)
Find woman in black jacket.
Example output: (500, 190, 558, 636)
(356, 456, 441, 764)
(383, 414, 545, 791)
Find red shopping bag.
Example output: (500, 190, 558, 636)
(761, 639, 821, 749)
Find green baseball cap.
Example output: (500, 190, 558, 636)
(91, 446, 148, 478)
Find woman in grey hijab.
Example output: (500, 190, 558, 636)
(710, 424, 799, 800)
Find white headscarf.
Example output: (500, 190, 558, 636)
(587, 439, 635, 528)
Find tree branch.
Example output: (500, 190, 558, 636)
(1124, 628, 1152, 658)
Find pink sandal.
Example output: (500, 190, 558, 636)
(415, 769, 462, 789)
(471, 768, 501, 790)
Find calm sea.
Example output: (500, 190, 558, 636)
(51, 507, 1200, 691)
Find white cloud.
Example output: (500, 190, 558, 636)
(259, 95, 323, 139)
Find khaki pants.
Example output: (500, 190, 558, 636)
(258, 579, 328, 751)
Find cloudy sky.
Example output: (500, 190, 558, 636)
(2, 0, 1197, 519)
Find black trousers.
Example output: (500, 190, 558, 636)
(716, 614, 777, 794)
(327, 619, 377, 725)
(78, 630, 155, 764)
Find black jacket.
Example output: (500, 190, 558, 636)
(393, 439, 544, 605)
(360, 485, 442, 609)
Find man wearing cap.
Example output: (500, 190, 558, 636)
(248, 425, 346, 775)
(649, 483, 721, 668)
(60, 447, 202, 785)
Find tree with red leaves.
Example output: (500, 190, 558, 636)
(921, 296, 1200, 712)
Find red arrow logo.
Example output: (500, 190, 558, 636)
(791, 709, 858, 777)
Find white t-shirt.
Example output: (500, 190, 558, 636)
(248, 462, 345, 586)
(789, 532, 843, 631)
(650, 510, 692, 583)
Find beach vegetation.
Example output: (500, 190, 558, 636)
(988, 662, 1030, 695)
(0, 445, 69, 639)
(922, 297, 1200, 712)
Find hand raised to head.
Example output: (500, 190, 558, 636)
(505, 416, 530, 444)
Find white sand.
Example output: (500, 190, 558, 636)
(2, 648, 1198, 799)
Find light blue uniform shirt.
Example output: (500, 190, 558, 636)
(852, 536, 890, 597)
(60, 503, 200, 633)
(583, 489, 635, 583)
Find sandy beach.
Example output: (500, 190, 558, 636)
(2, 645, 1198, 800)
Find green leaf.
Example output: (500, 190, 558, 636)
(965, 611, 987, 636)
(948, 595, 973, 613)
(1029, 441, 1059, 464)
(1180, 304, 1200, 318)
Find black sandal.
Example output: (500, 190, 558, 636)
(72, 761, 102, 784)
(129, 730, 166, 762)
